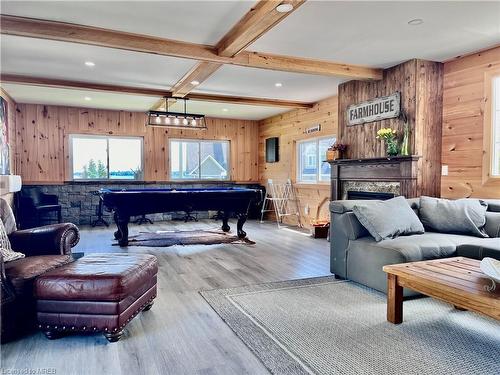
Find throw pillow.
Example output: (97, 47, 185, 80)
(352, 196, 425, 242)
(0, 218, 24, 262)
(0, 198, 17, 235)
(419, 196, 489, 238)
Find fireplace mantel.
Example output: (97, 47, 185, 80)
(327, 155, 421, 200)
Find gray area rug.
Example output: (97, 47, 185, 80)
(121, 229, 255, 247)
(201, 277, 500, 375)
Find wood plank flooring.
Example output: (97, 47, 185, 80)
(1, 219, 331, 375)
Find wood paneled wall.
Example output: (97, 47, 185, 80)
(13, 104, 259, 184)
(338, 59, 443, 197)
(258, 96, 338, 228)
(441, 46, 500, 199)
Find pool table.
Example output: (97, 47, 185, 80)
(100, 187, 263, 246)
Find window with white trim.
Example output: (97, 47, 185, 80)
(70, 135, 143, 180)
(492, 75, 500, 176)
(297, 136, 336, 183)
(169, 139, 230, 180)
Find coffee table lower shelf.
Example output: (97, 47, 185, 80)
(382, 257, 500, 324)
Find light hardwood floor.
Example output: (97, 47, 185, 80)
(1, 219, 331, 375)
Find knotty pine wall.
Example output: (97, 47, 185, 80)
(338, 59, 443, 197)
(441, 46, 500, 199)
(13, 104, 259, 184)
(258, 96, 338, 228)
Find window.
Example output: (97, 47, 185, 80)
(70, 135, 143, 180)
(492, 75, 500, 176)
(297, 136, 336, 183)
(169, 139, 230, 180)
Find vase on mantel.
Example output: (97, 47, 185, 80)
(400, 122, 410, 156)
(385, 139, 399, 156)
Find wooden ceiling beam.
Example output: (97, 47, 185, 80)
(170, 61, 222, 98)
(170, 1, 305, 99)
(0, 14, 382, 80)
(0, 74, 313, 108)
(216, 0, 305, 58)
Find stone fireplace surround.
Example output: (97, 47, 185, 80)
(328, 156, 420, 201)
(342, 181, 400, 200)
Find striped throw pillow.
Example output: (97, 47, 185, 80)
(0, 218, 24, 262)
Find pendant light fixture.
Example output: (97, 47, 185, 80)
(146, 97, 207, 129)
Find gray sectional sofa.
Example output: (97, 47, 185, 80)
(330, 198, 500, 296)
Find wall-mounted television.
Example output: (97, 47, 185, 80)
(265, 137, 279, 163)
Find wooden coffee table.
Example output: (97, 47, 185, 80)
(383, 257, 500, 324)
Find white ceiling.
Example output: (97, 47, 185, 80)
(251, 1, 500, 67)
(198, 64, 345, 102)
(1, 1, 499, 118)
(1, 83, 160, 111)
(0, 35, 195, 90)
(1, 83, 286, 120)
(0, 1, 254, 45)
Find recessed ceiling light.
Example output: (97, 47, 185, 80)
(275, 82, 283, 87)
(276, 3, 294, 13)
(222, 108, 229, 112)
(84, 61, 95, 67)
(408, 19, 424, 26)
(84, 96, 92, 101)
(190, 80, 200, 85)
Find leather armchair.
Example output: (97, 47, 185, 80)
(1, 222, 79, 342)
(17, 188, 62, 228)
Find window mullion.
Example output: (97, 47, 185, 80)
(198, 141, 202, 180)
(317, 139, 320, 183)
(106, 138, 110, 180)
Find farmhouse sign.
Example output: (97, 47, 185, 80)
(347, 92, 401, 126)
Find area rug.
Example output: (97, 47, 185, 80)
(123, 229, 255, 247)
(200, 277, 500, 375)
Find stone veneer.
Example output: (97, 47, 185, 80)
(25, 182, 261, 226)
(341, 181, 401, 200)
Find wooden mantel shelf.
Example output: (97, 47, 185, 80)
(328, 155, 422, 200)
(326, 155, 421, 164)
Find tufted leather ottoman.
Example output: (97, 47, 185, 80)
(34, 253, 158, 342)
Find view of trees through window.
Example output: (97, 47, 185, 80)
(71, 135, 143, 180)
(81, 159, 108, 179)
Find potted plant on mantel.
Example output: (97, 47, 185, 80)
(327, 142, 348, 161)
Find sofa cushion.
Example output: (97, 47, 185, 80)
(419, 196, 488, 237)
(346, 233, 496, 295)
(483, 199, 500, 212)
(352, 196, 424, 242)
(4, 255, 72, 295)
(485, 211, 500, 238)
(353, 232, 499, 262)
(456, 239, 500, 260)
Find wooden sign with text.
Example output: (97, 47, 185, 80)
(347, 92, 401, 126)
(304, 124, 321, 134)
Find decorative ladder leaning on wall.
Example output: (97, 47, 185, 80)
(260, 179, 302, 229)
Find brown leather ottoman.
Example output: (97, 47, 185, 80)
(34, 253, 158, 342)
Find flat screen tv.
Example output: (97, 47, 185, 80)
(265, 137, 279, 163)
